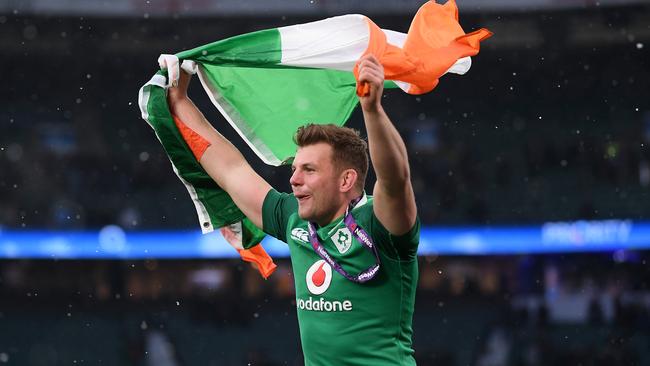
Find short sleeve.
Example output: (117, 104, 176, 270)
(370, 213, 420, 261)
(262, 189, 298, 243)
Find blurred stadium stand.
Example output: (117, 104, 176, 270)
(1, 0, 650, 365)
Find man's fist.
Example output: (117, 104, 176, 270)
(158, 54, 197, 88)
(357, 54, 385, 113)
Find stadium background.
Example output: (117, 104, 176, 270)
(1, 0, 649, 364)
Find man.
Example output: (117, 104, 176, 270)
(167, 54, 419, 365)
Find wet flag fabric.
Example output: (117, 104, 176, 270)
(173, 0, 492, 165)
(138, 0, 490, 278)
(138, 72, 276, 279)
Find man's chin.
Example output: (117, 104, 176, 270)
(297, 207, 314, 222)
(297, 210, 311, 221)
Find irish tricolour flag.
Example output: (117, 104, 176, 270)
(174, 0, 491, 165)
(139, 0, 491, 278)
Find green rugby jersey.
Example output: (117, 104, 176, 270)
(262, 189, 420, 366)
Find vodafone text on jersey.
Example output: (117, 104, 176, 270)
(297, 260, 353, 312)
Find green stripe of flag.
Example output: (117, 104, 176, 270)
(200, 65, 359, 163)
(139, 72, 265, 248)
(176, 29, 282, 66)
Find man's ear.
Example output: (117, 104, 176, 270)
(340, 169, 358, 193)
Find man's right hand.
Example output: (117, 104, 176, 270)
(158, 54, 197, 89)
(162, 56, 272, 230)
(158, 54, 180, 87)
(168, 68, 191, 102)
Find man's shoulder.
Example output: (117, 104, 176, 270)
(355, 195, 420, 237)
(271, 190, 297, 201)
(264, 189, 298, 208)
(261, 189, 300, 240)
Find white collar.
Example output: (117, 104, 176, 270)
(354, 192, 368, 209)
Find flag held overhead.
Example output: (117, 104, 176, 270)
(139, 0, 491, 278)
(174, 0, 491, 166)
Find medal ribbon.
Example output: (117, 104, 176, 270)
(307, 197, 380, 283)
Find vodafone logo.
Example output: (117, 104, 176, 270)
(299, 260, 353, 312)
(305, 260, 332, 295)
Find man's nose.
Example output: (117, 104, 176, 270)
(290, 170, 301, 186)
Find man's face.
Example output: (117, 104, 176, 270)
(290, 142, 342, 224)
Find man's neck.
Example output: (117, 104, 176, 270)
(314, 192, 363, 227)
(315, 204, 347, 227)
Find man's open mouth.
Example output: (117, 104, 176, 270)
(296, 194, 311, 203)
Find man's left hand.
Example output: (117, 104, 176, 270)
(358, 54, 385, 113)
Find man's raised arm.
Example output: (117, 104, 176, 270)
(357, 55, 417, 235)
(167, 70, 271, 228)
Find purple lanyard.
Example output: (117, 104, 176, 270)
(307, 197, 381, 283)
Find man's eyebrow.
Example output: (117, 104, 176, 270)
(291, 162, 317, 170)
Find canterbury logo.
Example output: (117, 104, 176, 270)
(291, 228, 309, 243)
